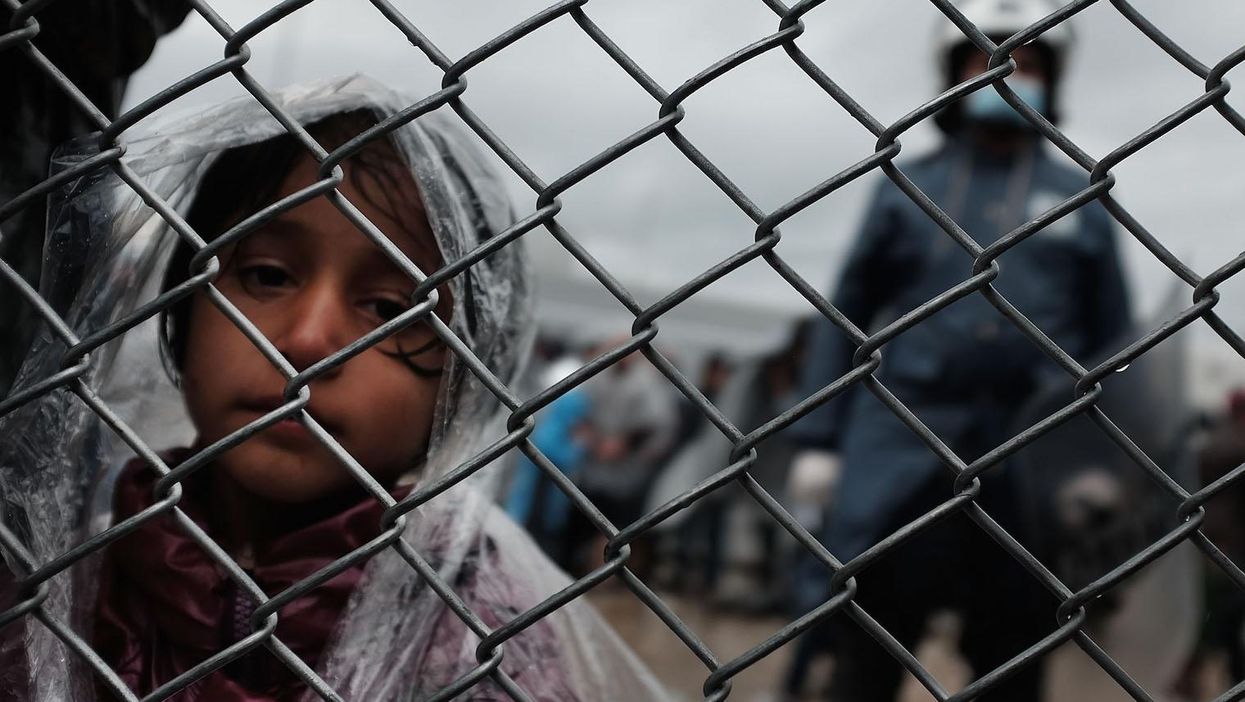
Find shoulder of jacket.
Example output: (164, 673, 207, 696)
(872, 147, 954, 202)
(889, 148, 948, 183)
(1035, 149, 1092, 192)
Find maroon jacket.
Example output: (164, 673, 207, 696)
(92, 459, 391, 700)
(1, 454, 580, 701)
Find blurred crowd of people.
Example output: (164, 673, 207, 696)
(502, 329, 818, 601)
(501, 336, 1245, 702)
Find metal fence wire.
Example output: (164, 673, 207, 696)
(2, 0, 1245, 700)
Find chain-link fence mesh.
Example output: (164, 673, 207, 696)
(2, 0, 1244, 700)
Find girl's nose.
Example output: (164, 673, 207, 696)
(272, 284, 350, 374)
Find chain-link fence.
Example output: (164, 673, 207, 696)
(2, 0, 1245, 700)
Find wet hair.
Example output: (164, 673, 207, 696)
(159, 110, 448, 381)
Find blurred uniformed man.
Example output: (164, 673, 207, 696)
(784, 1, 1130, 699)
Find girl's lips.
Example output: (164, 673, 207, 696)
(265, 416, 315, 443)
(238, 397, 342, 439)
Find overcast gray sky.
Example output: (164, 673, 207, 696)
(125, 0, 1245, 398)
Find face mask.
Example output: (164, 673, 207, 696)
(964, 74, 1048, 128)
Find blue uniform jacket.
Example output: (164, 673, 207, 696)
(792, 135, 1131, 562)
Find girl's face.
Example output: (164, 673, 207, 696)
(180, 152, 445, 503)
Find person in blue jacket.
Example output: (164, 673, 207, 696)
(505, 353, 591, 567)
(782, 1, 1131, 700)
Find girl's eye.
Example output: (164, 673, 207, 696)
(240, 264, 292, 290)
(370, 297, 410, 323)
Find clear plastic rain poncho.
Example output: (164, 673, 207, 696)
(0, 75, 667, 701)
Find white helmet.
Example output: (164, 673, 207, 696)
(933, 0, 1074, 130)
(935, 0, 1074, 57)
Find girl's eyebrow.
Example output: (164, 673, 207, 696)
(360, 245, 406, 273)
(255, 216, 310, 240)
(284, 218, 429, 282)
(248, 205, 436, 279)
(353, 222, 442, 279)
(228, 217, 309, 251)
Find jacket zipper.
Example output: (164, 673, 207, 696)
(226, 544, 261, 686)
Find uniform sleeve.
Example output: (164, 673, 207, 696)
(788, 181, 906, 450)
(1080, 202, 1131, 359)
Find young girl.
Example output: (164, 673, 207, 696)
(0, 76, 666, 701)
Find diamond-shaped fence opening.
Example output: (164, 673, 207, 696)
(2, 0, 1245, 700)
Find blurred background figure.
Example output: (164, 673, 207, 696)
(674, 353, 734, 450)
(504, 338, 592, 569)
(712, 322, 811, 613)
(0, 3, 192, 642)
(777, 448, 842, 700)
(569, 342, 679, 573)
(780, 1, 1131, 699)
(646, 324, 811, 608)
(1174, 388, 1245, 699)
(0, 1, 190, 396)
(650, 352, 737, 596)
